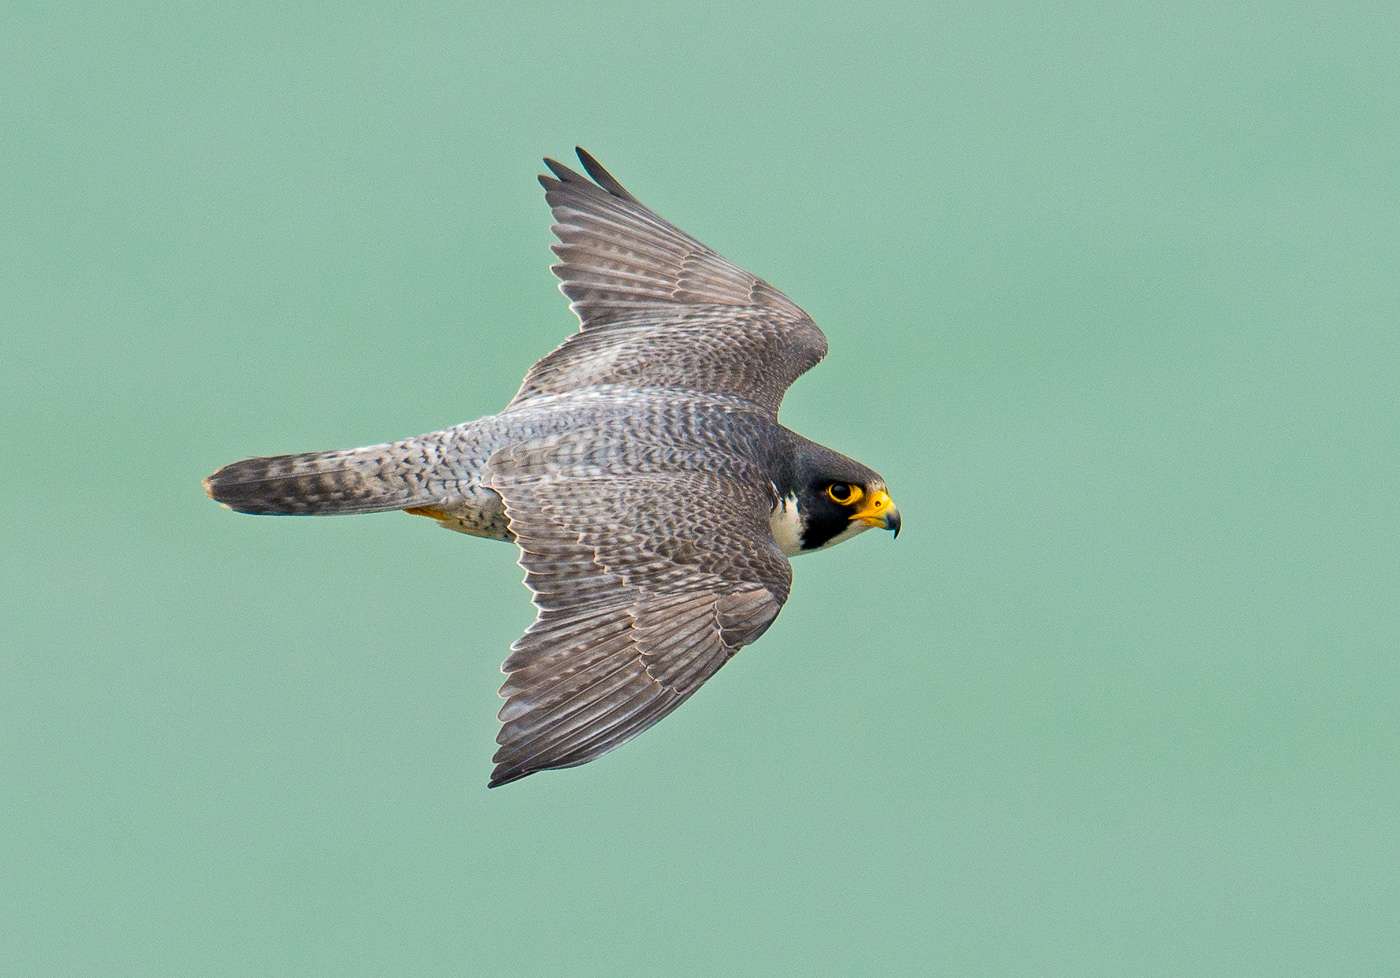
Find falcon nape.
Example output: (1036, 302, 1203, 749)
(205, 148, 900, 787)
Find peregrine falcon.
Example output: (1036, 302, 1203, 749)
(205, 149, 900, 787)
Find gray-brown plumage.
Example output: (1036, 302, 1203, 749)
(205, 148, 900, 787)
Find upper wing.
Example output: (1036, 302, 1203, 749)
(485, 440, 792, 787)
(509, 148, 828, 415)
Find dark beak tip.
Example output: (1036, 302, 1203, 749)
(888, 512, 901, 539)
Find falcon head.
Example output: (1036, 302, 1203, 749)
(769, 447, 901, 557)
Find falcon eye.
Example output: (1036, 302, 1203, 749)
(826, 483, 862, 505)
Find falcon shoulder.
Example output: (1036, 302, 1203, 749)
(509, 148, 828, 415)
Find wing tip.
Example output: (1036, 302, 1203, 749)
(542, 156, 578, 183)
(576, 146, 637, 202)
(487, 765, 534, 788)
(538, 147, 637, 203)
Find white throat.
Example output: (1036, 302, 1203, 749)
(768, 492, 806, 557)
(769, 489, 875, 557)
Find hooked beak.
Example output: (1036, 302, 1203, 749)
(850, 489, 900, 539)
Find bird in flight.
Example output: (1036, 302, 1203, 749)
(205, 148, 900, 786)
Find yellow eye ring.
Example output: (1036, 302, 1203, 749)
(826, 483, 863, 505)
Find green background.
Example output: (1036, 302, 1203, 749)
(4, 2, 1397, 974)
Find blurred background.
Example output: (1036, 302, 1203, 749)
(3, 2, 1396, 974)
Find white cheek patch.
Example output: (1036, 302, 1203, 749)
(768, 493, 805, 556)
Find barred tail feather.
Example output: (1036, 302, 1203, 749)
(203, 442, 443, 516)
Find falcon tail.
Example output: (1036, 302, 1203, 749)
(204, 443, 440, 516)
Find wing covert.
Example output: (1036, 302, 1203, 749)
(485, 443, 791, 787)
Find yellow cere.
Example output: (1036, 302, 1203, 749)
(849, 489, 893, 525)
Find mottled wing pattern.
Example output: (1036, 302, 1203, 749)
(510, 149, 828, 414)
(485, 440, 792, 787)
